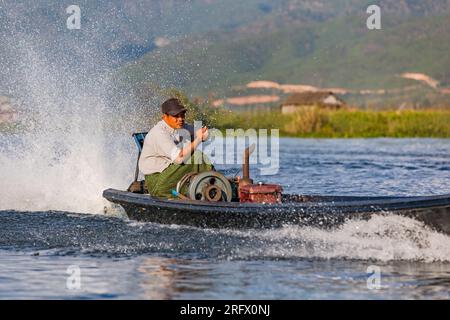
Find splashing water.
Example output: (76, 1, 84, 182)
(2, 210, 450, 262)
(214, 215, 450, 263)
(0, 16, 137, 214)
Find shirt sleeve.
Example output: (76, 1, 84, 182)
(156, 132, 181, 162)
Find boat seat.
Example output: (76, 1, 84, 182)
(129, 132, 149, 194)
(132, 132, 148, 152)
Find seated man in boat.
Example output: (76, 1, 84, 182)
(139, 98, 213, 198)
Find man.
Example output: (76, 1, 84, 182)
(139, 98, 213, 198)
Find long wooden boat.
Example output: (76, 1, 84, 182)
(103, 189, 450, 235)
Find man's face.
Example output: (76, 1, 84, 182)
(163, 112, 186, 129)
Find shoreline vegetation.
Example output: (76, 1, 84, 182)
(170, 90, 450, 139)
(212, 108, 450, 138)
(1, 92, 449, 138)
(2, 108, 449, 138)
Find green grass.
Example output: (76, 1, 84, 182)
(130, 91, 450, 138)
(2, 108, 447, 138)
(212, 108, 450, 138)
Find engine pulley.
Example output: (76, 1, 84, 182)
(176, 171, 232, 202)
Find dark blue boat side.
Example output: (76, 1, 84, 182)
(103, 189, 450, 235)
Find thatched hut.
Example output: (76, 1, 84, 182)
(280, 92, 345, 114)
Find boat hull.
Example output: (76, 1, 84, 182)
(103, 189, 450, 235)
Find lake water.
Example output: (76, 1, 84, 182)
(0, 138, 449, 299)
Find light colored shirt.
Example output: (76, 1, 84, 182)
(138, 120, 194, 175)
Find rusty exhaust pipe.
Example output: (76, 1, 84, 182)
(240, 143, 256, 188)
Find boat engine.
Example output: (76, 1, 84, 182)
(176, 171, 233, 202)
(174, 144, 282, 203)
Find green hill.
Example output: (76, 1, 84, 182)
(118, 8, 450, 108)
(2, 0, 450, 108)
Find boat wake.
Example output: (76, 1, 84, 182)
(218, 214, 450, 263)
(1, 210, 449, 263)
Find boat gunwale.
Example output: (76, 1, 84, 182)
(103, 188, 450, 213)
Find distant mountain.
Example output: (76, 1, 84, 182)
(118, 2, 450, 107)
(2, 0, 450, 64)
(2, 0, 450, 107)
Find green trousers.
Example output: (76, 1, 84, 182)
(145, 151, 214, 198)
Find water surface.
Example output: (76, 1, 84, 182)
(0, 138, 449, 299)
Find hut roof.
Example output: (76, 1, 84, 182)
(226, 95, 280, 106)
(281, 91, 345, 106)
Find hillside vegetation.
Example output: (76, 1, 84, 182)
(119, 5, 450, 108)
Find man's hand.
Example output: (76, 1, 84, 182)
(201, 126, 209, 141)
(175, 126, 208, 164)
(195, 126, 209, 142)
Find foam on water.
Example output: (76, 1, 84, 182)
(1, 210, 450, 262)
(216, 215, 450, 263)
